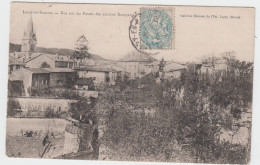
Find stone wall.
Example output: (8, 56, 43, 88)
(8, 97, 77, 117)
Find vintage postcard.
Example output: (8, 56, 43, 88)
(7, 2, 255, 164)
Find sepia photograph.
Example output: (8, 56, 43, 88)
(5, 2, 255, 164)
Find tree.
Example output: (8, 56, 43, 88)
(72, 35, 91, 60)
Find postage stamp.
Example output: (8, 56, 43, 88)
(140, 7, 174, 50)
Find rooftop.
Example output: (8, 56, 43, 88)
(24, 68, 76, 74)
(119, 51, 154, 62)
(9, 58, 25, 65)
(77, 65, 115, 72)
(25, 53, 76, 63)
(25, 68, 50, 74)
(164, 62, 187, 72)
(43, 68, 76, 73)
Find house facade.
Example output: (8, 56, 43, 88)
(74, 78, 95, 90)
(164, 62, 187, 79)
(118, 51, 154, 79)
(9, 68, 76, 96)
(43, 68, 77, 88)
(9, 58, 25, 74)
(26, 54, 77, 69)
(76, 66, 117, 86)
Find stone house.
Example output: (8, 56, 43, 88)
(74, 78, 95, 90)
(9, 58, 26, 74)
(117, 51, 154, 79)
(164, 62, 187, 79)
(43, 68, 77, 88)
(9, 68, 76, 96)
(9, 68, 50, 96)
(26, 54, 77, 69)
(76, 66, 117, 86)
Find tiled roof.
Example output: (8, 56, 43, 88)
(164, 62, 187, 72)
(25, 68, 50, 74)
(43, 68, 76, 73)
(77, 65, 114, 72)
(119, 51, 154, 62)
(9, 58, 25, 65)
(22, 68, 76, 74)
(25, 54, 76, 63)
(45, 54, 76, 62)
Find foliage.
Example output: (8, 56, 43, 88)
(7, 99, 21, 117)
(71, 35, 91, 60)
(28, 87, 81, 99)
(69, 97, 97, 124)
(98, 56, 253, 163)
(44, 107, 61, 118)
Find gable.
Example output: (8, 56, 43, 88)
(26, 55, 55, 68)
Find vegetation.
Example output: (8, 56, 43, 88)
(27, 87, 81, 99)
(97, 57, 253, 163)
(71, 35, 91, 60)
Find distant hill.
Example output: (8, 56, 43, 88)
(9, 43, 21, 53)
(9, 43, 106, 61)
(119, 51, 155, 62)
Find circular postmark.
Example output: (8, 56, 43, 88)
(129, 8, 174, 55)
(129, 12, 158, 55)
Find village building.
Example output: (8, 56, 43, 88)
(197, 60, 229, 75)
(164, 62, 187, 79)
(9, 15, 77, 70)
(144, 60, 187, 79)
(74, 78, 95, 90)
(9, 68, 50, 96)
(9, 68, 76, 96)
(117, 51, 154, 79)
(9, 57, 25, 74)
(101, 64, 130, 81)
(43, 68, 77, 87)
(76, 66, 117, 86)
(26, 54, 77, 69)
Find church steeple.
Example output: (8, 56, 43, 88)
(21, 14, 37, 58)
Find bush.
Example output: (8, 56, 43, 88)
(98, 57, 252, 163)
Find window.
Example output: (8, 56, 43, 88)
(105, 77, 110, 82)
(16, 65, 20, 69)
(10, 66, 13, 72)
(78, 84, 83, 88)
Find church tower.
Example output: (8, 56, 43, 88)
(21, 15, 37, 58)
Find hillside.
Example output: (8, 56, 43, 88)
(9, 43, 106, 61)
(119, 51, 155, 62)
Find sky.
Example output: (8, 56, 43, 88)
(9, 2, 255, 62)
